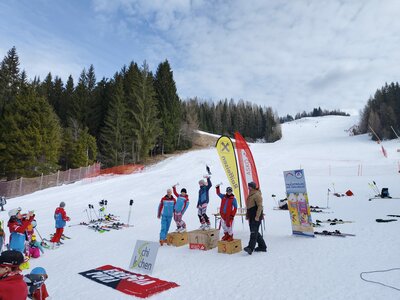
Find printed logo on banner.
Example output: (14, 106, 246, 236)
(79, 265, 178, 298)
(129, 240, 159, 274)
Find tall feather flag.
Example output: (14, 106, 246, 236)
(234, 132, 260, 204)
(216, 136, 242, 207)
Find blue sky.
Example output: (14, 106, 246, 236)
(1, 0, 400, 116)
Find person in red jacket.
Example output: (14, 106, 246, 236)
(50, 202, 70, 246)
(7, 208, 35, 253)
(216, 185, 238, 242)
(0, 250, 28, 300)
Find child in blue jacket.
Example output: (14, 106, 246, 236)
(197, 176, 212, 230)
(172, 185, 189, 232)
(157, 189, 176, 245)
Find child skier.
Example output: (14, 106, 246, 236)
(7, 208, 35, 253)
(172, 185, 189, 232)
(216, 185, 238, 241)
(28, 235, 45, 258)
(24, 267, 49, 299)
(50, 202, 70, 247)
(197, 176, 212, 230)
(157, 189, 176, 246)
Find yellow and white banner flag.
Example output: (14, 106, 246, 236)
(216, 136, 242, 207)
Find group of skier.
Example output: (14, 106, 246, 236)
(157, 176, 267, 254)
(0, 201, 70, 299)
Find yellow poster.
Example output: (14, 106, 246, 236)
(216, 136, 242, 207)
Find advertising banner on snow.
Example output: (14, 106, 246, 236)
(129, 240, 159, 274)
(216, 136, 242, 207)
(283, 169, 314, 237)
(79, 265, 178, 298)
(234, 131, 260, 203)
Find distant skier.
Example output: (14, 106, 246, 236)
(216, 185, 237, 241)
(7, 208, 35, 253)
(157, 189, 176, 245)
(172, 185, 189, 232)
(0, 250, 28, 300)
(24, 267, 49, 300)
(0, 196, 6, 211)
(50, 202, 70, 247)
(197, 176, 212, 230)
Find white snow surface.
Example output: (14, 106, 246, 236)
(1, 116, 400, 300)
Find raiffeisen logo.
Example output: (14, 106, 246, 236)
(295, 171, 303, 179)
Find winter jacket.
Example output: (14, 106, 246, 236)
(54, 207, 69, 229)
(216, 186, 238, 220)
(246, 189, 264, 222)
(0, 273, 28, 300)
(157, 195, 176, 218)
(173, 186, 189, 214)
(32, 283, 49, 300)
(197, 177, 212, 207)
(8, 215, 34, 253)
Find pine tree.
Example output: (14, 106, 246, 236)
(99, 75, 130, 166)
(154, 60, 181, 153)
(0, 46, 21, 117)
(0, 87, 61, 179)
(131, 62, 160, 161)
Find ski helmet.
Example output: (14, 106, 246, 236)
(226, 187, 233, 193)
(8, 207, 21, 217)
(0, 250, 24, 266)
(59, 201, 66, 208)
(31, 234, 37, 241)
(31, 267, 47, 275)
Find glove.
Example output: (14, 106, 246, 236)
(255, 216, 260, 222)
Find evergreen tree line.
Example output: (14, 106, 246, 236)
(279, 107, 350, 123)
(182, 98, 282, 142)
(0, 47, 185, 180)
(358, 82, 400, 140)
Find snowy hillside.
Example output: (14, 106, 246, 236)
(1, 115, 400, 300)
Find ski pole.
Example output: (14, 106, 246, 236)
(84, 209, 90, 222)
(34, 227, 45, 242)
(88, 204, 93, 221)
(127, 199, 134, 226)
(90, 204, 99, 220)
(272, 194, 278, 207)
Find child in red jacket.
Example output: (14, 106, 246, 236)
(216, 185, 238, 241)
(24, 267, 49, 300)
(50, 202, 70, 246)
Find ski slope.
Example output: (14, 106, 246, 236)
(1, 115, 400, 300)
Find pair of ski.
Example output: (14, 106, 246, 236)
(49, 233, 71, 240)
(376, 214, 400, 222)
(315, 230, 356, 237)
(316, 219, 353, 224)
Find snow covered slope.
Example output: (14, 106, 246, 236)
(1, 115, 400, 299)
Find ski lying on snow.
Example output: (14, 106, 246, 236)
(368, 197, 400, 201)
(309, 206, 329, 209)
(315, 230, 356, 237)
(316, 219, 353, 224)
(311, 209, 333, 213)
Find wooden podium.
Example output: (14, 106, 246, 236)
(217, 239, 242, 254)
(166, 232, 188, 247)
(188, 229, 219, 250)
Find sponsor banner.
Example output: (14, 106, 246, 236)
(216, 136, 242, 207)
(234, 132, 260, 203)
(283, 170, 314, 237)
(129, 240, 159, 275)
(79, 265, 179, 298)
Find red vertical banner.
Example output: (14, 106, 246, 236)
(234, 132, 260, 204)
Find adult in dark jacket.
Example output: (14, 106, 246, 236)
(0, 250, 28, 300)
(244, 182, 267, 255)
